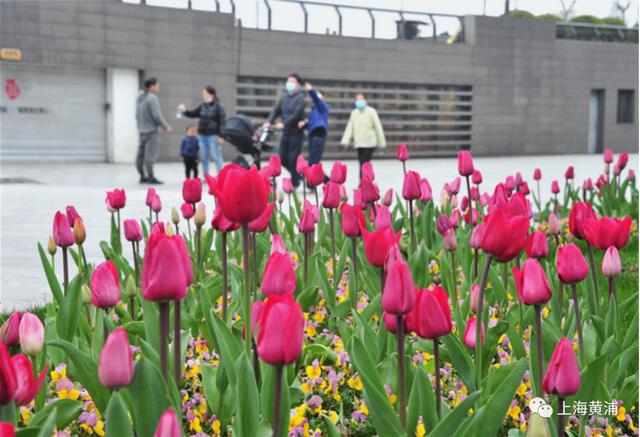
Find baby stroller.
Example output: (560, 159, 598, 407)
(221, 114, 274, 169)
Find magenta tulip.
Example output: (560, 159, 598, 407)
(457, 151, 474, 176)
(262, 252, 296, 297)
(402, 170, 421, 201)
(397, 143, 409, 161)
(52, 211, 74, 248)
(257, 294, 304, 365)
(542, 338, 580, 396)
(209, 164, 270, 224)
(322, 182, 341, 209)
(382, 259, 415, 315)
(91, 261, 120, 309)
(0, 312, 22, 346)
(154, 407, 182, 437)
(463, 317, 484, 348)
(124, 219, 143, 242)
(106, 189, 126, 210)
(406, 286, 452, 339)
(556, 243, 589, 284)
(249, 203, 275, 233)
(182, 178, 202, 204)
(142, 232, 193, 301)
(512, 259, 552, 305)
(11, 354, 46, 406)
(340, 203, 366, 237)
(525, 231, 549, 259)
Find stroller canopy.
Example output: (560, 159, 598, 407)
(222, 114, 258, 155)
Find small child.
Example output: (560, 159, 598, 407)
(180, 125, 199, 178)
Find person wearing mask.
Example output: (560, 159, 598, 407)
(136, 77, 172, 184)
(178, 86, 226, 175)
(263, 73, 306, 188)
(298, 82, 330, 183)
(340, 94, 386, 180)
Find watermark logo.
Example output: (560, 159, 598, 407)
(529, 397, 620, 418)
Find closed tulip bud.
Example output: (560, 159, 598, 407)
(209, 164, 270, 224)
(520, 182, 530, 195)
(627, 169, 635, 181)
(513, 259, 552, 305)
(449, 177, 461, 195)
(505, 176, 516, 192)
(296, 155, 308, 175)
(381, 188, 394, 207)
(568, 202, 595, 240)
(397, 143, 409, 161)
(165, 223, 176, 236)
(340, 203, 366, 238)
(270, 234, 287, 255)
(542, 338, 580, 396)
(526, 411, 552, 437)
(282, 178, 294, 194)
(249, 203, 275, 233)
(419, 178, 432, 202)
(278, 191, 285, 204)
(91, 260, 120, 309)
(361, 162, 375, 181)
(601, 246, 621, 277)
(171, 207, 180, 225)
(18, 313, 44, 356)
(0, 312, 22, 346)
(613, 165, 620, 177)
(47, 235, 57, 256)
(182, 178, 202, 204)
(402, 170, 421, 201)
(124, 275, 137, 298)
(582, 178, 593, 192)
(603, 148, 613, 164)
(556, 243, 589, 284)
(330, 162, 347, 184)
(533, 168, 542, 181)
(460, 196, 469, 212)
(81, 284, 92, 305)
(382, 260, 415, 315)
(180, 203, 194, 221)
(151, 194, 162, 213)
(463, 317, 484, 349)
(439, 189, 449, 210)
(65, 205, 81, 228)
(262, 252, 296, 297)
(142, 232, 193, 302)
(298, 202, 318, 234)
(257, 294, 304, 365)
(406, 286, 452, 339)
(145, 188, 157, 207)
(123, 219, 143, 242)
(151, 221, 165, 235)
(360, 175, 380, 203)
(616, 152, 628, 171)
(551, 180, 560, 194)
(548, 213, 561, 236)
(526, 231, 549, 259)
(52, 211, 74, 248)
(457, 151, 474, 176)
(354, 188, 367, 209)
(11, 354, 47, 406)
(436, 214, 452, 236)
(362, 226, 401, 268)
(469, 284, 485, 314)
(444, 228, 457, 252)
(450, 194, 458, 209)
(99, 328, 134, 389)
(564, 166, 574, 180)
(374, 205, 393, 230)
(268, 155, 282, 177)
(472, 170, 483, 185)
(73, 218, 86, 244)
(470, 224, 484, 250)
(154, 407, 181, 437)
(105, 189, 126, 210)
(194, 203, 206, 228)
(322, 182, 341, 209)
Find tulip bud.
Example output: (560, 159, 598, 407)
(330, 162, 347, 184)
(564, 166, 574, 180)
(47, 235, 57, 256)
(397, 143, 409, 161)
(91, 261, 120, 309)
(282, 178, 294, 194)
(469, 284, 485, 314)
(472, 170, 482, 185)
(99, 328, 134, 389)
(124, 219, 143, 242)
(277, 191, 285, 204)
(81, 284, 92, 305)
(551, 180, 560, 194)
(444, 228, 457, 252)
(142, 233, 193, 302)
(533, 168, 542, 181)
(627, 169, 635, 181)
(542, 337, 580, 396)
(512, 259, 552, 305)
(181, 203, 195, 220)
(402, 170, 422, 201)
(52, 211, 74, 248)
(548, 213, 561, 236)
(171, 207, 180, 225)
(406, 286, 452, 339)
(463, 316, 484, 349)
(256, 294, 304, 365)
(601, 246, 621, 277)
(154, 407, 181, 437)
(457, 151, 474, 177)
(0, 312, 22, 346)
(381, 189, 393, 207)
(613, 165, 620, 177)
(556, 243, 589, 284)
(526, 231, 549, 259)
(381, 260, 415, 315)
(73, 218, 86, 245)
(470, 224, 484, 250)
(18, 313, 44, 356)
(194, 203, 206, 228)
(124, 275, 137, 298)
(525, 411, 551, 437)
(419, 179, 432, 203)
(165, 223, 176, 236)
(603, 148, 613, 164)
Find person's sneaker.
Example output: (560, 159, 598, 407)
(139, 176, 149, 184)
(147, 177, 164, 185)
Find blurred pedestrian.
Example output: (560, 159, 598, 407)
(180, 125, 199, 179)
(136, 77, 171, 184)
(299, 82, 329, 184)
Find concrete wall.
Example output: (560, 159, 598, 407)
(0, 0, 637, 161)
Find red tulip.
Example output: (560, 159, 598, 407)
(262, 252, 296, 297)
(322, 182, 341, 209)
(340, 203, 366, 237)
(209, 164, 270, 224)
(402, 170, 421, 201)
(151, 194, 162, 213)
(556, 243, 589, 284)
(419, 179, 432, 202)
(568, 202, 596, 240)
(99, 328, 134, 389)
(18, 313, 44, 356)
(463, 317, 484, 349)
(374, 205, 392, 229)
(91, 261, 120, 309)
(211, 207, 240, 233)
(330, 162, 347, 184)
(145, 188, 157, 206)
(123, 219, 143, 242)
(382, 260, 415, 315)
(182, 178, 202, 204)
(512, 259, 552, 305)
(181, 203, 195, 220)
(296, 155, 308, 175)
(142, 232, 193, 301)
(10, 354, 46, 406)
(249, 203, 275, 233)
(304, 163, 325, 188)
(397, 143, 409, 161)
(0, 422, 15, 437)
(564, 166, 574, 180)
(480, 208, 529, 262)
(106, 189, 126, 210)
(603, 149, 613, 164)
(533, 168, 542, 180)
(257, 294, 304, 365)
(472, 170, 482, 185)
(0, 343, 16, 405)
(65, 206, 81, 228)
(507, 192, 531, 219)
(542, 338, 580, 396)
(581, 216, 632, 251)
(361, 162, 375, 181)
(526, 231, 549, 259)
(154, 407, 182, 437)
(0, 313, 22, 346)
(406, 286, 452, 339)
(551, 180, 560, 194)
(457, 151, 474, 176)
(616, 152, 628, 170)
(382, 311, 410, 334)
(298, 201, 318, 233)
(601, 246, 621, 277)
(360, 175, 380, 204)
(352, 188, 366, 210)
(52, 211, 74, 248)
(268, 155, 282, 177)
(361, 226, 401, 268)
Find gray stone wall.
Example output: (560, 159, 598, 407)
(0, 0, 636, 161)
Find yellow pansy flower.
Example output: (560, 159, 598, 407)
(416, 422, 426, 437)
(94, 420, 105, 436)
(617, 406, 626, 422)
(306, 365, 321, 380)
(348, 375, 363, 391)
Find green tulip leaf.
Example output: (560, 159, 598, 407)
(105, 391, 133, 437)
(37, 242, 63, 305)
(55, 275, 82, 342)
(128, 357, 173, 437)
(29, 399, 82, 430)
(233, 353, 260, 437)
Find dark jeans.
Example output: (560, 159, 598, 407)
(183, 156, 198, 178)
(357, 147, 375, 180)
(308, 133, 329, 184)
(136, 132, 160, 178)
(279, 129, 304, 187)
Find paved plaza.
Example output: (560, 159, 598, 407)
(1, 154, 637, 311)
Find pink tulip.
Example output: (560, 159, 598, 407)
(18, 313, 44, 356)
(330, 162, 347, 184)
(211, 207, 240, 233)
(361, 226, 401, 268)
(0, 313, 22, 346)
(551, 180, 560, 194)
(469, 284, 485, 314)
(340, 203, 366, 237)
(603, 149, 613, 164)
(123, 219, 143, 242)
(303, 164, 325, 188)
(601, 246, 621, 277)
(209, 164, 271, 224)
(381, 188, 394, 207)
(548, 213, 561, 236)
(296, 155, 308, 175)
(182, 178, 202, 204)
(542, 338, 580, 396)
(52, 211, 74, 248)
(470, 224, 484, 250)
(145, 188, 156, 207)
(443, 228, 457, 252)
(181, 203, 195, 220)
(250, 300, 265, 339)
(402, 170, 421, 201)
(154, 408, 182, 437)
(480, 208, 529, 263)
(353, 188, 367, 210)
(556, 243, 589, 284)
(436, 214, 452, 236)
(514, 172, 523, 187)
(282, 178, 294, 194)
(568, 202, 596, 240)
(268, 155, 282, 177)
(397, 143, 409, 161)
(582, 178, 593, 191)
(270, 234, 287, 255)
(91, 261, 120, 309)
(526, 231, 548, 259)
(512, 259, 552, 305)
(406, 286, 452, 339)
(257, 294, 304, 365)
(322, 182, 341, 209)
(248, 203, 275, 233)
(382, 260, 415, 315)
(142, 232, 193, 301)
(505, 176, 516, 192)
(627, 169, 635, 181)
(472, 170, 483, 185)
(150, 194, 162, 213)
(106, 189, 126, 210)
(65, 206, 81, 228)
(361, 162, 375, 181)
(419, 178, 432, 202)
(360, 175, 380, 204)
(99, 328, 134, 389)
(11, 354, 46, 406)
(382, 311, 410, 334)
(262, 252, 296, 297)
(533, 168, 542, 180)
(564, 166, 574, 180)
(457, 151, 474, 176)
(0, 422, 15, 437)
(0, 343, 16, 405)
(616, 152, 628, 171)
(463, 317, 484, 348)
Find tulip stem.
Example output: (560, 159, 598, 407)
(380, 268, 385, 298)
(273, 364, 284, 437)
(148, 207, 152, 225)
(396, 314, 406, 429)
(558, 283, 564, 323)
(536, 180, 541, 218)
(450, 251, 457, 305)
(303, 233, 309, 283)
(222, 232, 229, 322)
(409, 199, 416, 253)
(159, 302, 169, 381)
(187, 219, 192, 240)
(252, 233, 258, 299)
(464, 175, 472, 222)
(174, 300, 181, 385)
(533, 305, 544, 396)
(557, 396, 565, 436)
(475, 255, 492, 389)
(571, 284, 585, 362)
(608, 277, 620, 334)
(314, 187, 319, 208)
(242, 224, 252, 356)
(473, 249, 479, 281)
(351, 237, 359, 309)
(329, 209, 337, 293)
(196, 226, 202, 274)
(586, 244, 600, 315)
(62, 247, 69, 296)
(132, 241, 140, 287)
(79, 244, 89, 281)
(433, 338, 441, 419)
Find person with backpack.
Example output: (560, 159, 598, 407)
(178, 86, 226, 175)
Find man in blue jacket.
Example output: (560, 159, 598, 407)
(299, 82, 330, 175)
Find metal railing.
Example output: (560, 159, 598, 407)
(556, 22, 638, 43)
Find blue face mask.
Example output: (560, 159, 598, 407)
(355, 100, 366, 109)
(285, 82, 296, 93)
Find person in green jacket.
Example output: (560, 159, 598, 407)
(340, 94, 386, 181)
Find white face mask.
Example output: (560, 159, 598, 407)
(285, 82, 296, 93)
